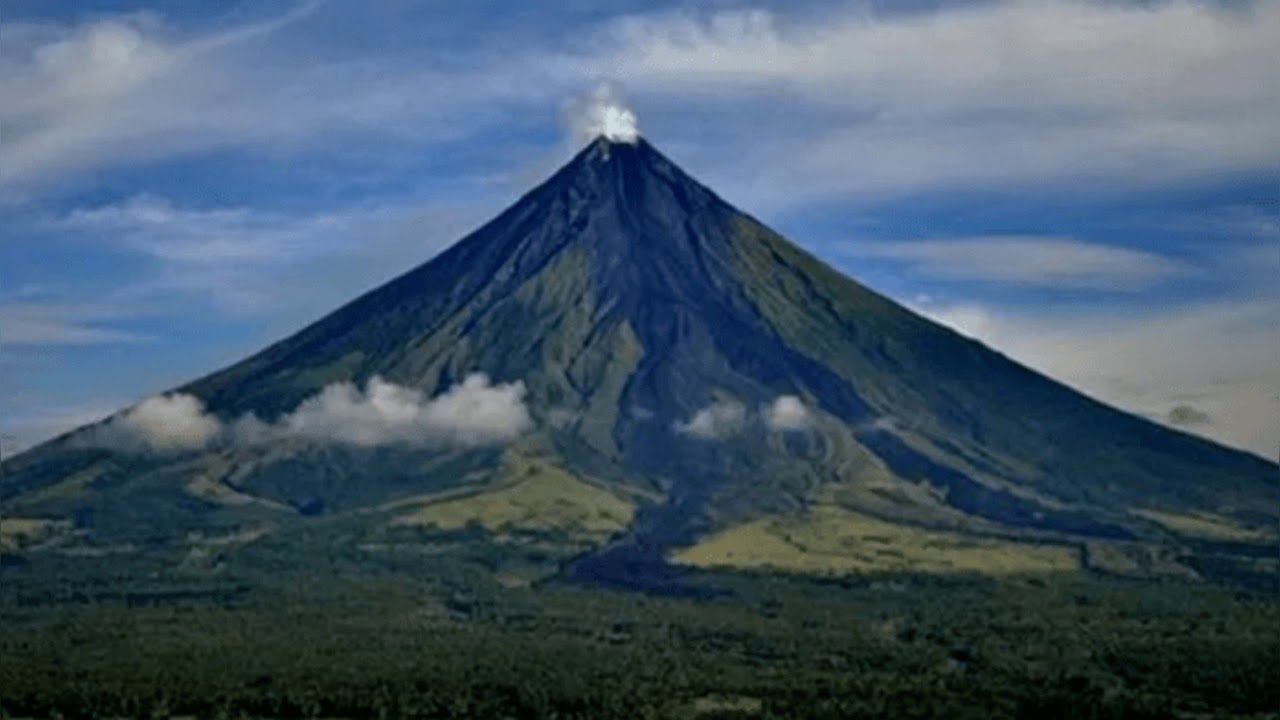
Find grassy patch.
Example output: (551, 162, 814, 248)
(0, 517, 73, 551)
(690, 694, 764, 716)
(1132, 508, 1275, 542)
(395, 453, 634, 541)
(1082, 541, 1198, 579)
(184, 476, 293, 512)
(186, 526, 273, 548)
(7, 462, 105, 509)
(671, 505, 1079, 576)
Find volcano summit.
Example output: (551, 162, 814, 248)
(2, 137, 1276, 585)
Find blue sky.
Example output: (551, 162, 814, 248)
(1, 0, 1276, 458)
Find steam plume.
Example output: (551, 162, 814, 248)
(567, 82, 640, 144)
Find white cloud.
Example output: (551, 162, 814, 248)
(0, 10, 269, 189)
(94, 393, 221, 452)
(583, 0, 1280, 200)
(276, 373, 531, 447)
(0, 4, 542, 194)
(915, 297, 1280, 458)
(279, 378, 424, 446)
(545, 407, 581, 430)
(858, 416, 899, 434)
(53, 194, 489, 315)
(60, 195, 312, 264)
(5, 2, 1275, 202)
(1191, 206, 1280, 242)
(0, 399, 123, 453)
(412, 374, 534, 446)
(0, 303, 149, 345)
(763, 395, 811, 432)
(564, 81, 639, 144)
(81, 373, 532, 454)
(227, 412, 273, 446)
(843, 236, 1191, 290)
(675, 398, 747, 439)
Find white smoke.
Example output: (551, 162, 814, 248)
(567, 82, 640, 144)
(90, 393, 222, 452)
(675, 399, 747, 439)
(92, 373, 532, 453)
(763, 395, 812, 431)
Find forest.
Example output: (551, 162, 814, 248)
(1, 540, 1277, 719)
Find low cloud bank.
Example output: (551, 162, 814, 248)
(91, 393, 222, 452)
(676, 394, 816, 439)
(277, 374, 531, 447)
(545, 407, 582, 430)
(914, 297, 1277, 458)
(763, 395, 811, 431)
(91, 373, 531, 453)
(94, 385, 831, 452)
(675, 399, 747, 439)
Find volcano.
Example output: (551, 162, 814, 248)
(3, 137, 1276, 585)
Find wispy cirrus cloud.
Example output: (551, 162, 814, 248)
(915, 296, 1280, 458)
(54, 194, 438, 267)
(60, 195, 326, 264)
(0, 4, 320, 190)
(0, 398, 124, 452)
(5, 1, 1277, 204)
(53, 194, 490, 314)
(0, 302, 150, 345)
(1178, 205, 1280, 247)
(842, 236, 1193, 290)
(584, 0, 1280, 203)
(0, 2, 550, 195)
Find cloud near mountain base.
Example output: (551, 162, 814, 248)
(85, 393, 222, 453)
(763, 395, 812, 431)
(88, 373, 532, 453)
(674, 399, 747, 439)
(676, 394, 816, 439)
(274, 374, 531, 447)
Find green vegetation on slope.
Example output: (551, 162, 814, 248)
(725, 214, 1278, 520)
(1131, 508, 1277, 543)
(0, 517, 73, 553)
(671, 504, 1081, 576)
(395, 451, 635, 541)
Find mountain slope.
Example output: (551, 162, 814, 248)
(3, 138, 1276, 583)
